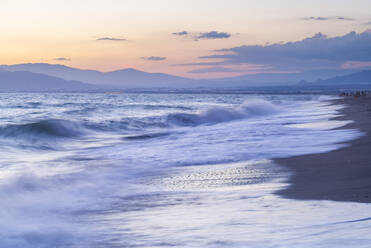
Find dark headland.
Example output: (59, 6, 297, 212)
(275, 95, 371, 203)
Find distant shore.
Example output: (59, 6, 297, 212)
(275, 96, 371, 203)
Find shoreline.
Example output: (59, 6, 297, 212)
(274, 96, 371, 203)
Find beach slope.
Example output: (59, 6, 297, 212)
(275, 96, 371, 203)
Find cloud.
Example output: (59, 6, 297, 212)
(303, 16, 354, 21)
(196, 30, 371, 71)
(197, 31, 231, 40)
(341, 61, 371, 69)
(141, 56, 167, 61)
(53, 57, 71, 61)
(172, 30, 232, 40)
(174, 61, 227, 67)
(172, 31, 189, 36)
(188, 67, 244, 74)
(336, 16, 354, 21)
(96, 37, 127, 41)
(303, 16, 329, 21)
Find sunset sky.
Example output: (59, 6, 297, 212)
(1, 0, 371, 78)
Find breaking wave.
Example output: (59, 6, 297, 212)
(167, 99, 280, 126)
(0, 99, 281, 143)
(0, 119, 88, 140)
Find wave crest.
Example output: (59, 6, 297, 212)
(0, 119, 87, 139)
(167, 99, 280, 126)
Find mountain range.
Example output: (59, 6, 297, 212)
(0, 69, 99, 92)
(315, 70, 371, 85)
(0, 63, 196, 89)
(0, 63, 370, 92)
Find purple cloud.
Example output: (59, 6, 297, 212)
(96, 37, 127, 41)
(172, 31, 189, 36)
(197, 31, 231, 40)
(188, 67, 244, 73)
(303, 16, 354, 21)
(172, 30, 232, 40)
(141, 56, 167, 61)
(54, 57, 71, 61)
(195, 30, 371, 71)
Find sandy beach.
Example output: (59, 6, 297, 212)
(275, 96, 371, 203)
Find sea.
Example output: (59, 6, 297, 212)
(0, 92, 370, 248)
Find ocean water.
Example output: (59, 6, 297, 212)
(0, 93, 369, 248)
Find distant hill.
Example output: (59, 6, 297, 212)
(315, 70, 371, 85)
(1, 63, 360, 89)
(0, 70, 99, 92)
(0, 63, 198, 88)
(212, 69, 359, 87)
(1, 63, 369, 91)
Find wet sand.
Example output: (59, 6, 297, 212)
(275, 96, 371, 203)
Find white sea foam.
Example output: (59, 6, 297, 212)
(0, 93, 366, 247)
(167, 98, 280, 126)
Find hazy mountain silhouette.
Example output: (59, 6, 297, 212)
(1, 63, 369, 91)
(314, 70, 371, 85)
(0, 63, 196, 88)
(213, 69, 359, 86)
(0, 69, 99, 92)
(1, 63, 360, 89)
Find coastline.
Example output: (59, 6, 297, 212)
(274, 96, 371, 203)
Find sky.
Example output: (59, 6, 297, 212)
(1, 0, 371, 78)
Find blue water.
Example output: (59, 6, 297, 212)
(0, 93, 369, 248)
